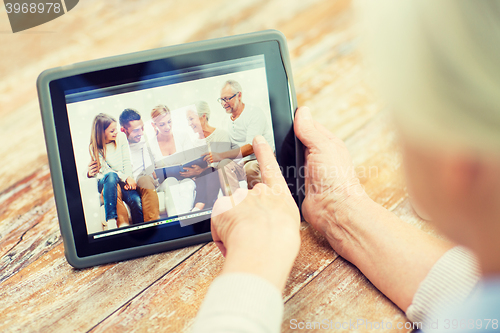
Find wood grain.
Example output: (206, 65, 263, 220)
(0, 163, 59, 283)
(0, 242, 205, 333)
(88, 223, 337, 333)
(346, 110, 407, 210)
(89, 243, 224, 333)
(282, 256, 410, 333)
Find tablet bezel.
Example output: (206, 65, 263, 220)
(37, 30, 301, 268)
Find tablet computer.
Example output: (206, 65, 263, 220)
(37, 30, 302, 268)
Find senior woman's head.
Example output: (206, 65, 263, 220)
(187, 101, 212, 137)
(194, 101, 211, 122)
(360, 0, 500, 271)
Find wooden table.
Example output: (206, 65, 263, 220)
(0, 0, 437, 331)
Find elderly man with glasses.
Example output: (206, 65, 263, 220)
(213, 79, 274, 190)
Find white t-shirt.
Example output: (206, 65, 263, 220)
(226, 104, 275, 162)
(191, 127, 235, 168)
(207, 127, 233, 147)
(128, 136, 154, 180)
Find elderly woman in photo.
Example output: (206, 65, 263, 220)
(189, 100, 251, 197)
(181, 101, 231, 209)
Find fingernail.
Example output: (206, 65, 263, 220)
(255, 135, 266, 144)
(301, 107, 312, 120)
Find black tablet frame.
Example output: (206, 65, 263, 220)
(38, 30, 302, 268)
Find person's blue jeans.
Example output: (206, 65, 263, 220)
(97, 172, 144, 224)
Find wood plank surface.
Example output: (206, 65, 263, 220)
(282, 257, 409, 333)
(0, 162, 59, 283)
(0, 241, 204, 332)
(0, 0, 439, 331)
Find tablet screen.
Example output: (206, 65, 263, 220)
(66, 55, 274, 238)
(48, 40, 298, 257)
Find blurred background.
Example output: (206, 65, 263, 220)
(0, 0, 389, 197)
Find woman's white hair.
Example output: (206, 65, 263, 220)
(359, 0, 500, 152)
(194, 101, 211, 121)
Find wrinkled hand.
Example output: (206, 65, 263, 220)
(211, 136, 300, 291)
(124, 176, 137, 190)
(180, 165, 204, 178)
(294, 106, 366, 257)
(87, 160, 98, 178)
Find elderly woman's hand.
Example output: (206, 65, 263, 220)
(294, 107, 369, 260)
(203, 152, 223, 164)
(211, 136, 301, 291)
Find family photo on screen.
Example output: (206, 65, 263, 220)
(68, 71, 275, 234)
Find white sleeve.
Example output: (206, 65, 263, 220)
(244, 108, 268, 146)
(119, 133, 133, 181)
(191, 273, 284, 333)
(406, 246, 480, 323)
(208, 129, 232, 153)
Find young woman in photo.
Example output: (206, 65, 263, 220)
(88, 113, 143, 230)
(149, 105, 202, 214)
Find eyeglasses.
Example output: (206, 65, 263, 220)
(217, 92, 239, 105)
